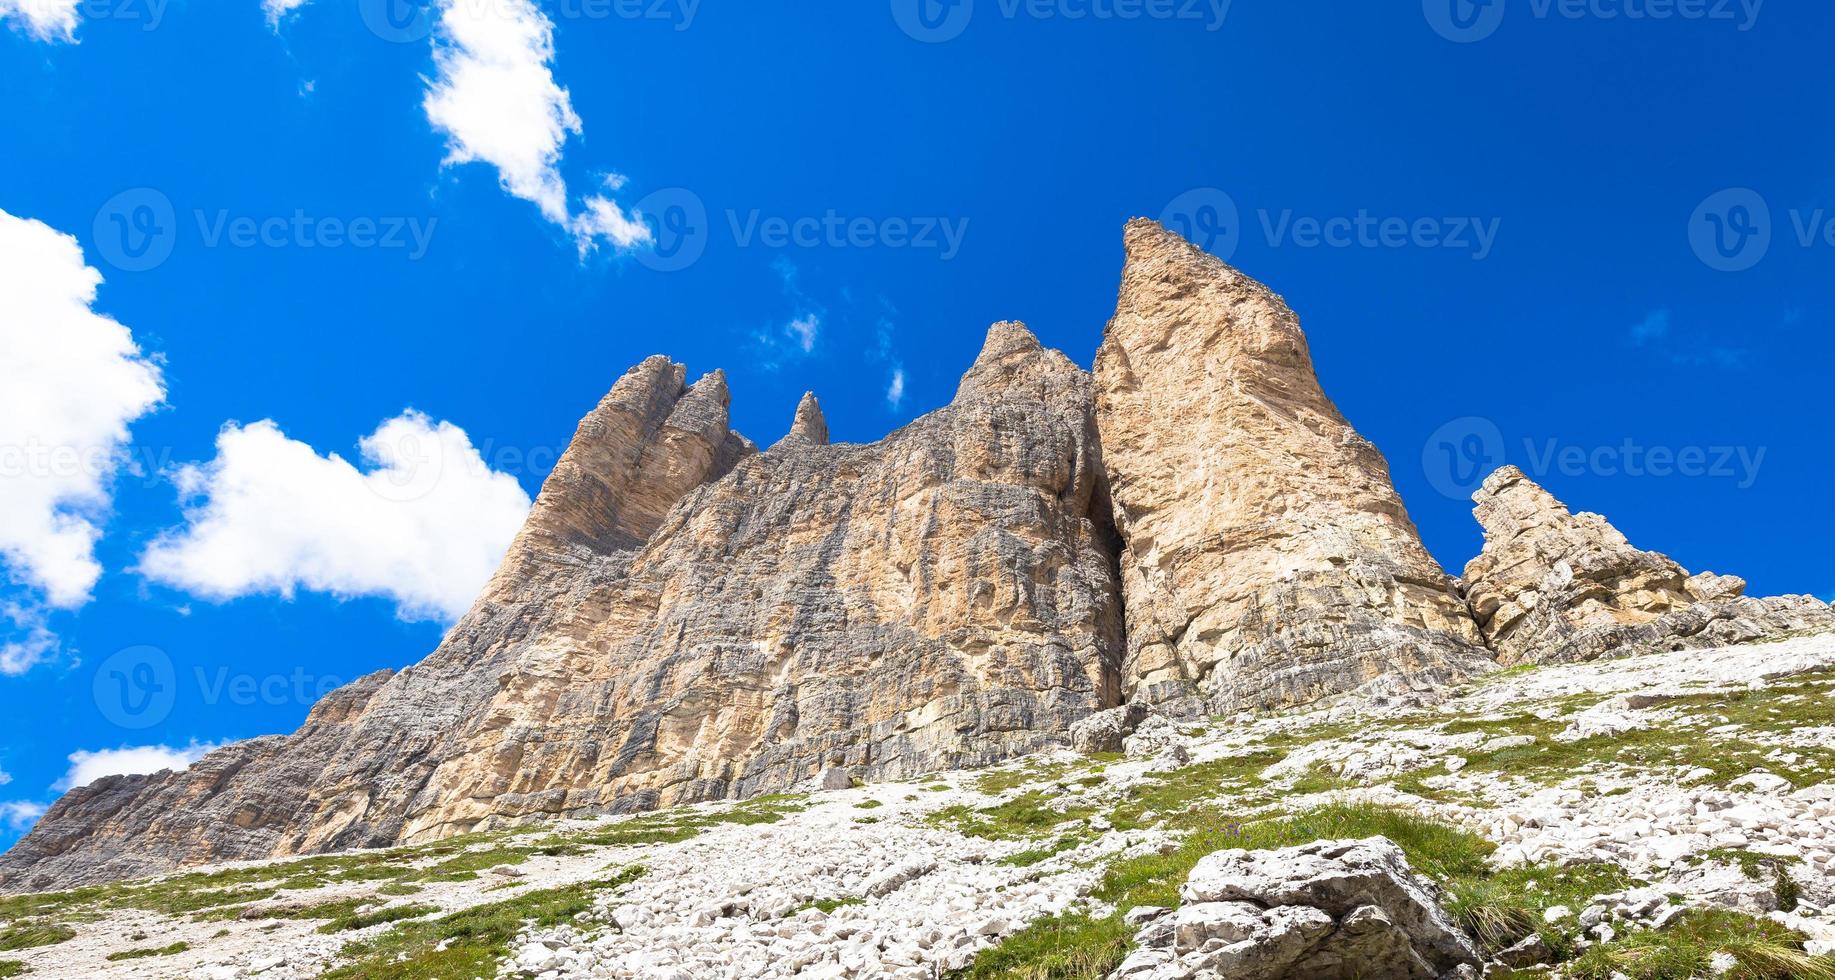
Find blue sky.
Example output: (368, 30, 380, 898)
(1, 0, 1831, 848)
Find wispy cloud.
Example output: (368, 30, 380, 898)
(885, 368, 906, 409)
(0, 800, 45, 831)
(1627, 309, 1670, 347)
(1626, 308, 1747, 369)
(0, 0, 80, 41)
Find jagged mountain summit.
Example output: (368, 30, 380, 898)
(1464, 465, 1835, 665)
(4, 222, 1830, 896)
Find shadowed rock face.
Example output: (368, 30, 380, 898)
(1464, 466, 1835, 665)
(1092, 219, 1492, 714)
(0, 322, 1123, 894)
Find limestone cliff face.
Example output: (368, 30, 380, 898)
(1092, 219, 1491, 713)
(1464, 466, 1835, 665)
(0, 323, 1122, 893)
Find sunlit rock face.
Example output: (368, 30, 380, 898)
(1092, 219, 1491, 715)
(0, 322, 1124, 892)
(1463, 465, 1835, 666)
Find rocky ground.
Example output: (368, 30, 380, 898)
(7, 632, 1835, 979)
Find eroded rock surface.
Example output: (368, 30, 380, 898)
(1463, 466, 1835, 665)
(1093, 219, 1492, 713)
(1112, 837, 1482, 979)
(0, 322, 1124, 893)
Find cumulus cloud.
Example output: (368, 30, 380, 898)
(0, 208, 166, 674)
(139, 412, 532, 623)
(56, 742, 219, 792)
(424, 0, 645, 253)
(0, 801, 45, 831)
(0, 0, 81, 41)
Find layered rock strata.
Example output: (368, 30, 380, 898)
(1093, 219, 1492, 713)
(0, 323, 1124, 892)
(1463, 466, 1835, 665)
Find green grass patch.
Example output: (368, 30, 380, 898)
(0, 923, 74, 952)
(316, 902, 439, 933)
(0, 960, 23, 977)
(1568, 908, 1835, 979)
(105, 941, 189, 961)
(854, 799, 883, 810)
(321, 866, 646, 980)
(962, 802, 1596, 979)
(927, 792, 1094, 840)
(1000, 836, 1087, 868)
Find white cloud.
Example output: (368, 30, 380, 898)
(423, 0, 646, 253)
(0, 801, 45, 831)
(56, 742, 218, 792)
(0, 209, 166, 610)
(139, 412, 532, 623)
(0, 0, 81, 41)
(262, 0, 311, 28)
(570, 191, 652, 253)
(885, 367, 906, 409)
(0, 209, 166, 674)
(0, 609, 58, 676)
(787, 314, 819, 354)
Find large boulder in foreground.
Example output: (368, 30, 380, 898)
(1112, 837, 1482, 980)
(0, 322, 1125, 893)
(1094, 219, 1492, 713)
(1463, 466, 1835, 665)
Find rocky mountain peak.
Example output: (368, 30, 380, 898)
(503, 357, 750, 564)
(1097, 221, 1490, 712)
(1464, 465, 1834, 665)
(771, 391, 828, 449)
(955, 320, 1080, 404)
